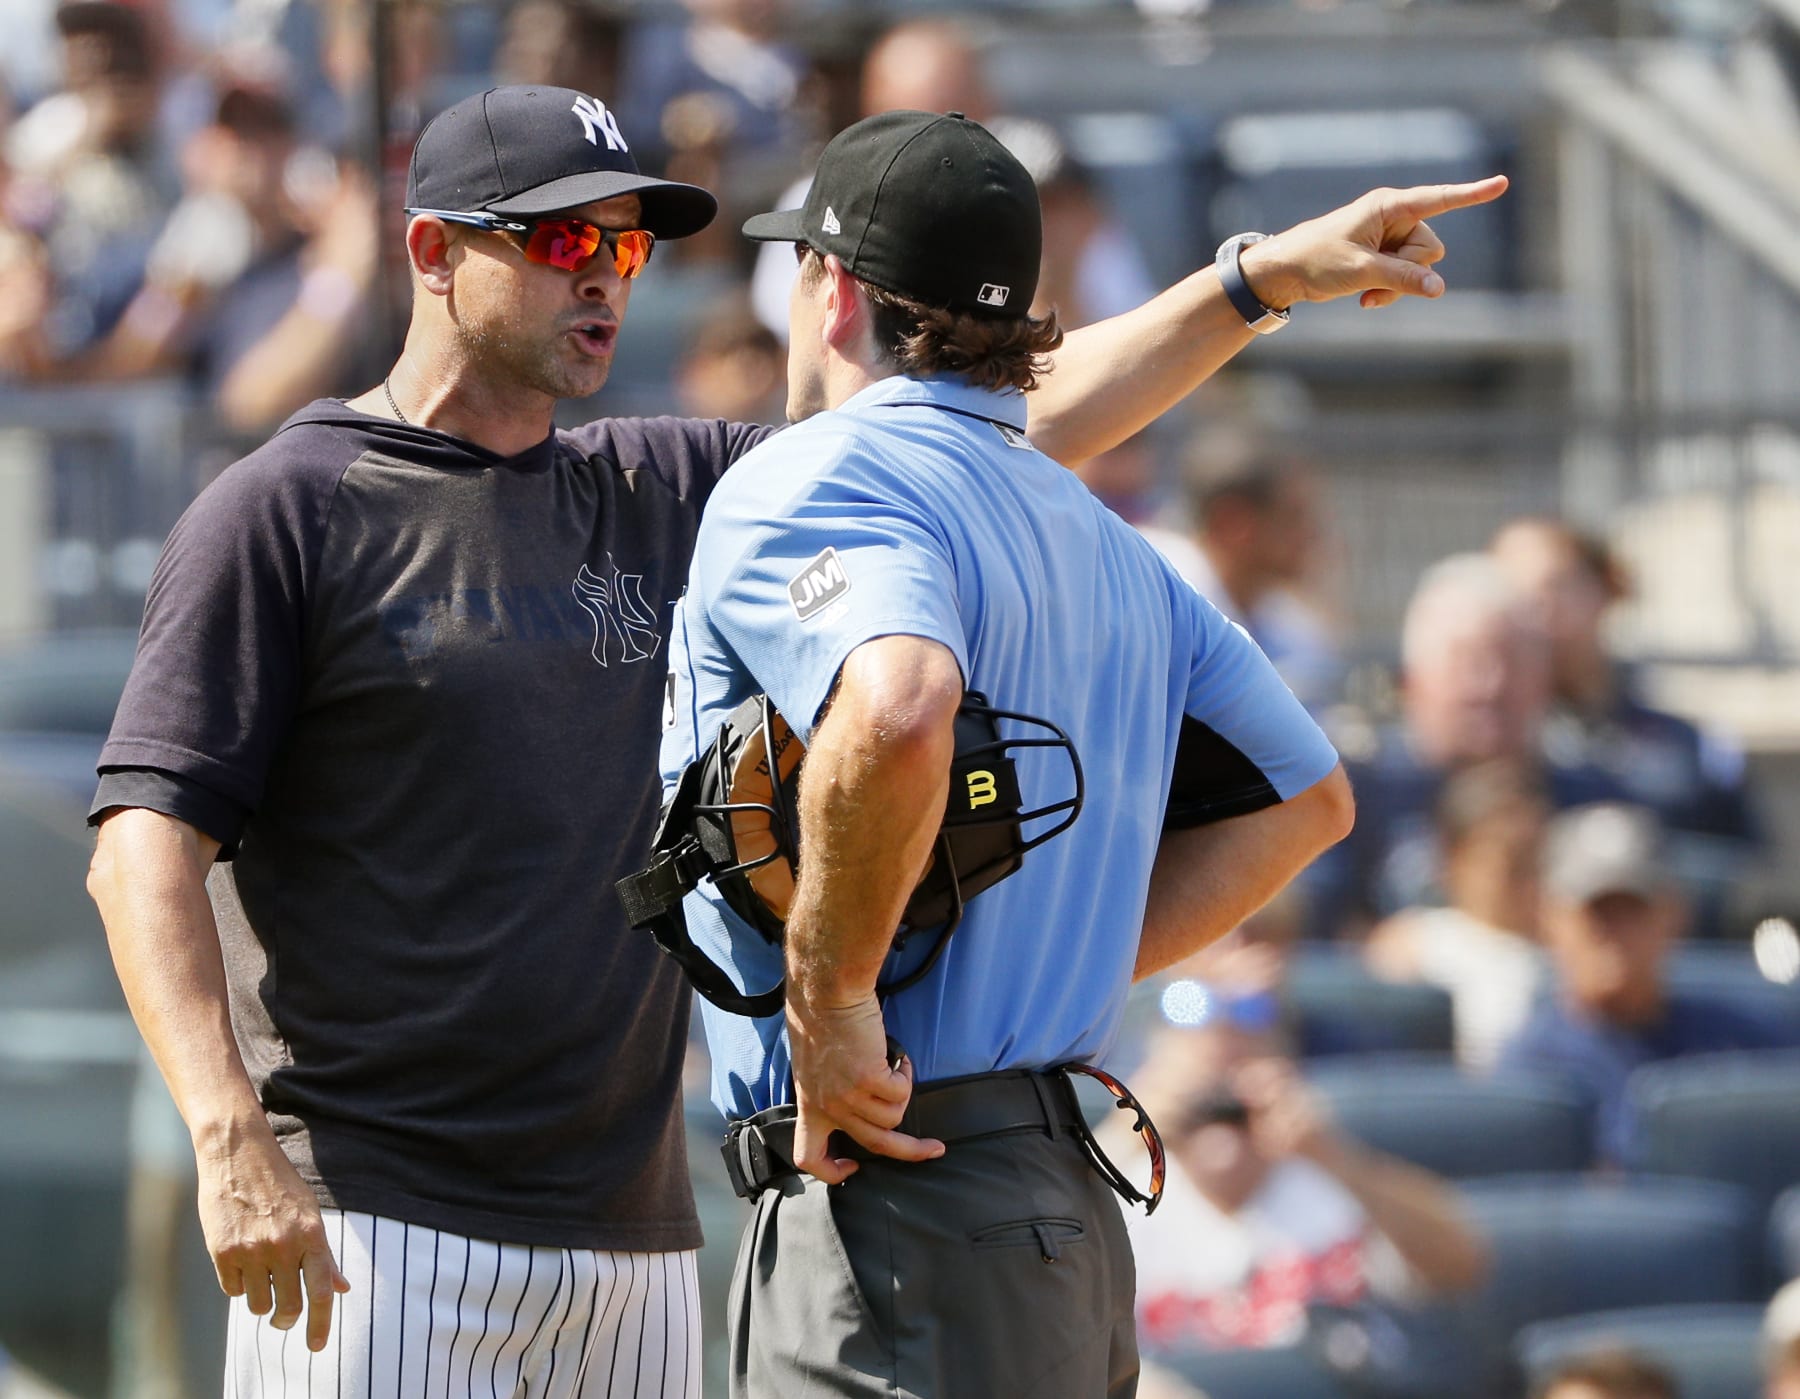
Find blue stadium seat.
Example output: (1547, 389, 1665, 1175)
(1666, 945, 1800, 1035)
(0, 630, 136, 736)
(1162, 1343, 1350, 1399)
(1772, 1184, 1800, 1281)
(1288, 949, 1455, 1057)
(1428, 1175, 1759, 1397)
(1625, 1051, 1800, 1219)
(1306, 1055, 1593, 1177)
(1515, 1304, 1765, 1399)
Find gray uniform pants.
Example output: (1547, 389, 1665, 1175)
(727, 1126, 1138, 1399)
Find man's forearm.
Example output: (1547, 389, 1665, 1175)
(784, 645, 962, 1007)
(1134, 766, 1353, 980)
(1310, 1136, 1489, 1293)
(1025, 267, 1252, 469)
(88, 809, 267, 1149)
(1024, 177, 1509, 468)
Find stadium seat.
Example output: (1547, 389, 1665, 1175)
(1306, 1055, 1593, 1177)
(0, 630, 136, 736)
(1515, 1304, 1765, 1399)
(1666, 945, 1800, 1035)
(1771, 1184, 1800, 1282)
(1288, 949, 1456, 1057)
(1428, 1175, 1759, 1397)
(1161, 1342, 1351, 1399)
(1625, 1051, 1800, 1219)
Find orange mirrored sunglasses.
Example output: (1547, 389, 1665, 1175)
(407, 208, 655, 279)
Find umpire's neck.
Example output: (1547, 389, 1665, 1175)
(785, 251, 897, 425)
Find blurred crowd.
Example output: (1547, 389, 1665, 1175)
(3, 1, 1797, 1396)
(0, 0, 1152, 443)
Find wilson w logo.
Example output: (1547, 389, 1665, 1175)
(572, 562, 660, 667)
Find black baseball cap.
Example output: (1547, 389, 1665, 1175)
(406, 86, 717, 240)
(743, 110, 1041, 318)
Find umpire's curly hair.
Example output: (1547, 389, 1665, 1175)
(798, 248, 1063, 394)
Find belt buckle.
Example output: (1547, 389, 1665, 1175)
(721, 1123, 758, 1199)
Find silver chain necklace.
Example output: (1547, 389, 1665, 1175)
(383, 377, 408, 425)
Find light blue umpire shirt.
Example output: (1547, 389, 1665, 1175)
(658, 373, 1339, 1120)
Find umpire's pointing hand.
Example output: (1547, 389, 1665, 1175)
(1238, 176, 1510, 314)
(786, 993, 945, 1184)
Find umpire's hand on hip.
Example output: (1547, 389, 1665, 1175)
(1237, 175, 1510, 314)
(196, 1119, 352, 1350)
(786, 993, 945, 1185)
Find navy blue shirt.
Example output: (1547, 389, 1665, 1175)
(1497, 989, 1798, 1164)
(91, 399, 775, 1248)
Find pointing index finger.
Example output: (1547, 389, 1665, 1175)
(1388, 175, 1509, 221)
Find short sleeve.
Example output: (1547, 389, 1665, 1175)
(565, 416, 780, 511)
(90, 443, 345, 846)
(697, 471, 968, 735)
(1168, 603, 1339, 827)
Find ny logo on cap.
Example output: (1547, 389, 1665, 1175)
(978, 284, 1011, 307)
(571, 95, 628, 152)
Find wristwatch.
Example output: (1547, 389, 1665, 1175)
(1215, 233, 1290, 335)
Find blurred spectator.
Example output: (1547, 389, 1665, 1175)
(674, 291, 785, 423)
(1768, 1278, 1800, 1399)
(751, 18, 1152, 342)
(1075, 426, 1164, 523)
(1492, 516, 1761, 925)
(496, 0, 622, 99)
(2, 0, 170, 365)
(859, 16, 989, 119)
(1156, 887, 1384, 1059)
(1125, 1016, 1487, 1355)
(56, 77, 378, 434)
(751, 17, 988, 338)
(988, 115, 1156, 327)
(1308, 553, 1620, 937)
(1497, 803, 1799, 1164)
(1364, 759, 1549, 1068)
(1536, 1349, 1680, 1399)
(616, 0, 805, 182)
(1144, 433, 1342, 712)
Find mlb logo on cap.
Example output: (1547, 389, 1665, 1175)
(978, 284, 1011, 307)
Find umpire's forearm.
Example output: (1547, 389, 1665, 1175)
(1025, 266, 1253, 469)
(784, 638, 962, 1010)
(1134, 765, 1354, 980)
(88, 808, 269, 1154)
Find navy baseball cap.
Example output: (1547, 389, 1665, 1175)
(742, 110, 1041, 318)
(406, 86, 717, 239)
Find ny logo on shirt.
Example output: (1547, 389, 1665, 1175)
(572, 561, 660, 666)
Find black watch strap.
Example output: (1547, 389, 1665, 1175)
(1216, 233, 1290, 335)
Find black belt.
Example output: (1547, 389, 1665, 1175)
(721, 1068, 1084, 1200)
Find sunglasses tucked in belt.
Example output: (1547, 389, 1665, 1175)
(404, 209, 656, 279)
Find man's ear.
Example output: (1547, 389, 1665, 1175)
(818, 253, 870, 355)
(406, 216, 459, 296)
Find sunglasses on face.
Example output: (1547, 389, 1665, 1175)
(407, 209, 655, 279)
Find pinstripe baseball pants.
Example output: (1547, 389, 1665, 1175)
(224, 1209, 701, 1399)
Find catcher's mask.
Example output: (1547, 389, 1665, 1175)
(617, 690, 1083, 1017)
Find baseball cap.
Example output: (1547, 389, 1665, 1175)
(1542, 803, 1669, 905)
(742, 110, 1041, 318)
(406, 86, 717, 240)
